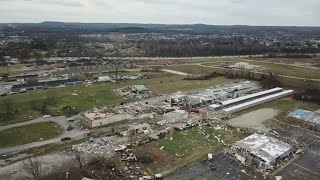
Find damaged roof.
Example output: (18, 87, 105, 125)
(233, 133, 293, 164)
(288, 109, 320, 125)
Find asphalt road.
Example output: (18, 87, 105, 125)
(0, 116, 87, 155)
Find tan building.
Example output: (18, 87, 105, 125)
(82, 111, 133, 128)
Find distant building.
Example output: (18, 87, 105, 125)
(11, 79, 84, 92)
(230, 133, 294, 170)
(229, 62, 257, 70)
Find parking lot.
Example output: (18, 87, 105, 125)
(274, 127, 320, 179)
(168, 153, 256, 180)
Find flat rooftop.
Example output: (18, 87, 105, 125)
(233, 133, 293, 164)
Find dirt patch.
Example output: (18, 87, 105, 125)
(143, 143, 179, 162)
(135, 143, 180, 174)
(227, 108, 278, 132)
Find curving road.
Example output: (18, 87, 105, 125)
(0, 116, 87, 155)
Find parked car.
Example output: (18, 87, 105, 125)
(61, 137, 71, 141)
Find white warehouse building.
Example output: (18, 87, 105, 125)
(208, 87, 294, 114)
(230, 133, 295, 170)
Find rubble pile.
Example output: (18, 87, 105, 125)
(72, 136, 116, 155)
(83, 102, 166, 123)
(115, 85, 156, 99)
(116, 148, 143, 179)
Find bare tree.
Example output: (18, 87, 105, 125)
(31, 91, 57, 114)
(88, 155, 124, 180)
(0, 56, 9, 79)
(75, 153, 83, 169)
(18, 49, 31, 63)
(33, 52, 43, 60)
(23, 158, 44, 180)
(1, 99, 15, 122)
(127, 128, 136, 146)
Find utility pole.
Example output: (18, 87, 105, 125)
(112, 59, 121, 83)
(115, 61, 119, 83)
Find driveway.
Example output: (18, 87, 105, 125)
(0, 116, 87, 155)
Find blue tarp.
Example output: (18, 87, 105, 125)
(288, 109, 315, 121)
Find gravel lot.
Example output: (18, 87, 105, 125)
(227, 108, 278, 132)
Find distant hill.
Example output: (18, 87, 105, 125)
(1, 22, 320, 34)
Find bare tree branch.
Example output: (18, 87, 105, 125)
(23, 158, 44, 180)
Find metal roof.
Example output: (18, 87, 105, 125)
(221, 87, 283, 106)
(233, 133, 293, 164)
(223, 90, 294, 113)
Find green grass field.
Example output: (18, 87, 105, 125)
(172, 60, 320, 88)
(143, 76, 233, 94)
(155, 125, 245, 158)
(132, 124, 247, 174)
(155, 126, 225, 157)
(235, 98, 320, 116)
(0, 122, 63, 148)
(0, 83, 124, 125)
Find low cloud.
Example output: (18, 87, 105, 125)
(0, 0, 319, 26)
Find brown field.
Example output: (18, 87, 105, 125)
(251, 57, 320, 68)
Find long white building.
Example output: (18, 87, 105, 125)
(208, 87, 294, 114)
(222, 90, 294, 114)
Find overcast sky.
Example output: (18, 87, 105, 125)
(0, 0, 319, 26)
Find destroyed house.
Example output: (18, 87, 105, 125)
(230, 133, 294, 170)
(162, 110, 189, 123)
